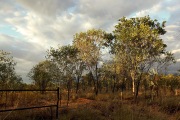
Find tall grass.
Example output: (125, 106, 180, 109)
(0, 90, 179, 119)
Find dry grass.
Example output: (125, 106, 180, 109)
(0, 91, 58, 120)
(0, 90, 180, 120)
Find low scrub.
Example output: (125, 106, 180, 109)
(159, 97, 180, 114)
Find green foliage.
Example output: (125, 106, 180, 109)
(1, 16, 180, 120)
(0, 50, 23, 89)
(113, 16, 169, 71)
(47, 45, 82, 83)
(73, 29, 106, 65)
(107, 16, 175, 98)
(147, 96, 180, 114)
(28, 60, 56, 90)
(159, 96, 180, 114)
(160, 74, 180, 90)
(47, 45, 86, 105)
(73, 29, 107, 95)
(59, 97, 166, 120)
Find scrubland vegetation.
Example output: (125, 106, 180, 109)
(1, 90, 180, 120)
(0, 16, 180, 119)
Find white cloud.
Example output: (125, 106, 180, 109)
(77, 0, 161, 19)
(135, 4, 163, 17)
(172, 49, 180, 54)
(0, 0, 180, 82)
(16, 0, 76, 17)
(134, 0, 180, 73)
(0, 34, 46, 82)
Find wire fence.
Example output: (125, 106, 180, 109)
(0, 87, 60, 120)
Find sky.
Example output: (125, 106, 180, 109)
(0, 0, 180, 83)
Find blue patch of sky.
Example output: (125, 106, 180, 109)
(129, 11, 170, 23)
(0, 1, 26, 39)
(165, 0, 173, 1)
(67, 0, 79, 13)
(155, 11, 171, 23)
(0, 25, 22, 39)
(14, 0, 28, 14)
(67, 6, 76, 13)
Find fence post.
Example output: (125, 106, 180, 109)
(50, 106, 53, 120)
(60, 89, 61, 107)
(56, 87, 59, 119)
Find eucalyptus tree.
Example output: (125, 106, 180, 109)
(47, 45, 85, 105)
(0, 50, 23, 89)
(112, 16, 174, 99)
(47, 45, 78, 76)
(28, 60, 56, 91)
(74, 58, 85, 94)
(160, 74, 180, 96)
(101, 62, 117, 93)
(73, 29, 106, 95)
(155, 52, 175, 74)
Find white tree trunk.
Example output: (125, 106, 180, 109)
(131, 71, 135, 96)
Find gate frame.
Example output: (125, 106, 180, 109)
(0, 87, 60, 119)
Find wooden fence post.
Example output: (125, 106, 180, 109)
(56, 87, 59, 119)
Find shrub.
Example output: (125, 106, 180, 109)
(159, 97, 180, 114)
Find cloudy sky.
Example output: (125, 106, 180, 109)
(0, 0, 180, 83)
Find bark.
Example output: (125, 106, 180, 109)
(112, 76, 116, 93)
(112, 65, 117, 93)
(175, 89, 178, 96)
(130, 71, 135, 96)
(106, 82, 108, 93)
(67, 80, 71, 106)
(135, 79, 140, 100)
(135, 73, 143, 100)
(95, 64, 99, 95)
(120, 91, 123, 100)
(76, 76, 80, 94)
(90, 71, 97, 95)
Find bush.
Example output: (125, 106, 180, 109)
(85, 93, 96, 100)
(159, 97, 180, 114)
(60, 107, 103, 120)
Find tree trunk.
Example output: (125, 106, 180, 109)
(95, 64, 99, 95)
(112, 76, 116, 93)
(82, 78, 86, 92)
(135, 79, 140, 100)
(135, 73, 142, 100)
(106, 82, 108, 93)
(120, 91, 123, 100)
(67, 80, 71, 106)
(132, 78, 135, 95)
(130, 71, 135, 96)
(121, 85, 124, 100)
(175, 89, 178, 96)
(76, 76, 80, 94)
(90, 71, 97, 95)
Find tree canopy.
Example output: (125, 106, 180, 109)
(0, 50, 23, 89)
(109, 16, 174, 98)
(28, 60, 56, 90)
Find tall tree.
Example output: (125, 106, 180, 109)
(0, 50, 22, 89)
(73, 29, 106, 95)
(28, 60, 56, 91)
(112, 16, 174, 99)
(47, 45, 84, 105)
